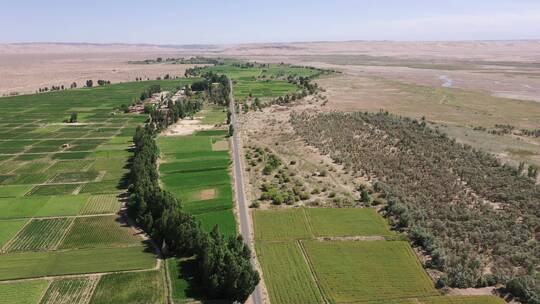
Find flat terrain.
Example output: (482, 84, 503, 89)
(157, 128, 237, 237)
(0, 78, 198, 301)
(253, 207, 506, 304)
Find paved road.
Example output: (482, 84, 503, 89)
(229, 81, 264, 304)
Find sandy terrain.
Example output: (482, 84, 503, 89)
(161, 118, 214, 136)
(2, 41, 539, 102)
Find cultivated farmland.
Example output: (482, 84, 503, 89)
(0, 79, 196, 298)
(40, 276, 99, 304)
(252, 207, 505, 303)
(157, 129, 237, 236)
(303, 240, 439, 302)
(0, 280, 50, 304)
(90, 270, 166, 304)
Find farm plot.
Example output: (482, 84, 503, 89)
(0, 280, 50, 304)
(90, 270, 166, 304)
(256, 241, 323, 304)
(0, 195, 87, 219)
(302, 240, 439, 303)
(80, 194, 121, 215)
(0, 246, 156, 280)
(60, 215, 141, 249)
(40, 276, 99, 304)
(306, 207, 394, 237)
(0, 219, 28, 248)
(253, 208, 311, 241)
(157, 131, 237, 236)
(27, 184, 79, 196)
(4, 218, 73, 252)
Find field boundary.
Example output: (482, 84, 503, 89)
(296, 240, 328, 304)
(0, 218, 31, 253)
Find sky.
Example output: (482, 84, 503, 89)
(1, 0, 539, 44)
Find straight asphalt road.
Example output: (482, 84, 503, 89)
(229, 81, 264, 304)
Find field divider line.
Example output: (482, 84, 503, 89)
(35, 277, 52, 304)
(82, 275, 101, 304)
(302, 207, 316, 238)
(52, 217, 76, 251)
(162, 259, 174, 304)
(0, 218, 33, 254)
(296, 240, 329, 304)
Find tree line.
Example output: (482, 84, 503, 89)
(126, 82, 259, 302)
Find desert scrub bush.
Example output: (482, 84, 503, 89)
(291, 110, 540, 292)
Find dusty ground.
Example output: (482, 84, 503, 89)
(0, 48, 199, 96)
(239, 100, 367, 209)
(161, 118, 214, 136)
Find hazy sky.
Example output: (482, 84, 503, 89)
(1, 0, 539, 44)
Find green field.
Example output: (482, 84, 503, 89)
(0, 246, 155, 280)
(256, 241, 323, 304)
(157, 129, 236, 237)
(306, 207, 394, 237)
(60, 215, 141, 249)
(0, 219, 27, 248)
(40, 277, 98, 304)
(0, 79, 196, 283)
(90, 270, 165, 304)
(252, 207, 502, 303)
(253, 207, 393, 241)
(80, 194, 121, 215)
(4, 218, 73, 252)
(253, 208, 312, 241)
(167, 257, 193, 303)
(0, 280, 50, 304)
(303, 240, 439, 302)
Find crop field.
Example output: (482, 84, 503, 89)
(253, 207, 393, 241)
(4, 218, 73, 252)
(0, 219, 28, 248)
(303, 240, 439, 302)
(80, 194, 121, 215)
(40, 276, 99, 304)
(253, 208, 312, 241)
(0, 246, 156, 280)
(253, 208, 497, 303)
(90, 270, 165, 304)
(306, 207, 394, 237)
(256, 241, 323, 304)
(0, 79, 195, 284)
(234, 80, 299, 100)
(60, 215, 141, 249)
(0, 280, 50, 304)
(157, 129, 236, 236)
(196, 63, 321, 101)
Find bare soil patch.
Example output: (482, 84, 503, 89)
(161, 118, 214, 136)
(195, 188, 217, 201)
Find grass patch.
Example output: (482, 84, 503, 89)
(0, 280, 50, 304)
(194, 209, 237, 237)
(306, 207, 394, 237)
(60, 215, 141, 249)
(256, 241, 323, 304)
(0, 185, 32, 197)
(253, 208, 311, 241)
(90, 270, 165, 304)
(0, 246, 156, 280)
(0, 219, 28, 248)
(28, 184, 79, 196)
(302, 240, 439, 303)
